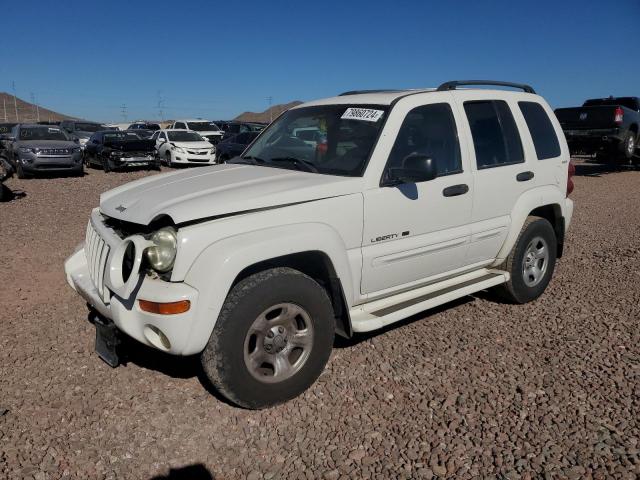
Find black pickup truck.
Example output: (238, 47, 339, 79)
(555, 97, 639, 162)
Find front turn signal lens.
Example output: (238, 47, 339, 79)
(139, 299, 190, 315)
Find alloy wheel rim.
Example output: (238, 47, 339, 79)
(628, 136, 635, 155)
(522, 236, 549, 287)
(243, 302, 314, 383)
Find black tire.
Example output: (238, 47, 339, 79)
(493, 216, 557, 304)
(16, 162, 30, 179)
(618, 131, 636, 161)
(201, 267, 335, 409)
(165, 152, 173, 167)
(102, 156, 112, 173)
(0, 183, 7, 201)
(72, 165, 84, 177)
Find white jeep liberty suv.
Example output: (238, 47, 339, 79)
(65, 80, 575, 409)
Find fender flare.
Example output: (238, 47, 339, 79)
(180, 222, 355, 355)
(492, 186, 567, 265)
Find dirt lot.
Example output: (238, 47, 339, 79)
(1, 162, 639, 479)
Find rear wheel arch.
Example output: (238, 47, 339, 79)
(232, 251, 352, 338)
(529, 204, 565, 258)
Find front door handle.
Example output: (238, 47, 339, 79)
(442, 184, 469, 197)
(516, 171, 535, 182)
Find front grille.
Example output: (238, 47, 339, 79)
(187, 150, 209, 155)
(85, 221, 111, 302)
(117, 152, 154, 158)
(40, 148, 72, 155)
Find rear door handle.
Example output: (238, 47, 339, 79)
(442, 184, 469, 197)
(516, 171, 535, 182)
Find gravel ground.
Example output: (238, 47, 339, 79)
(1, 161, 639, 479)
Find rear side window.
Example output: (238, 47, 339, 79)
(518, 102, 561, 160)
(387, 103, 462, 177)
(464, 100, 524, 169)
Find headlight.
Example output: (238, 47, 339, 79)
(19, 147, 36, 154)
(209, 148, 216, 154)
(145, 227, 177, 273)
(171, 145, 185, 153)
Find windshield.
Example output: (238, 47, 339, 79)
(75, 123, 106, 132)
(19, 127, 68, 141)
(238, 105, 388, 176)
(187, 121, 220, 132)
(168, 131, 204, 142)
(104, 132, 142, 142)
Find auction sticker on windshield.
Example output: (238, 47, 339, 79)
(341, 108, 384, 122)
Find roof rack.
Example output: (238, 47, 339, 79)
(338, 89, 404, 96)
(437, 80, 536, 94)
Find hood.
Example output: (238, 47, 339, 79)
(100, 164, 363, 225)
(74, 131, 92, 139)
(172, 141, 212, 149)
(16, 140, 78, 149)
(105, 139, 156, 152)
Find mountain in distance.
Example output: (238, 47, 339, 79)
(234, 101, 303, 123)
(0, 92, 75, 123)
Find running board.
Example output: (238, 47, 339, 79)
(350, 269, 509, 332)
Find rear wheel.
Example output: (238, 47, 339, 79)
(619, 131, 636, 161)
(494, 216, 557, 304)
(201, 267, 335, 409)
(102, 156, 112, 172)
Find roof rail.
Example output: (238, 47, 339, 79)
(437, 80, 536, 94)
(338, 89, 403, 96)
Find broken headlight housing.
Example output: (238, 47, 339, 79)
(145, 227, 177, 273)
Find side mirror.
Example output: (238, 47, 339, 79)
(386, 154, 437, 186)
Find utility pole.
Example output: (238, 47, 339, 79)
(30, 92, 40, 122)
(266, 96, 273, 123)
(120, 104, 128, 122)
(156, 91, 164, 122)
(11, 81, 18, 122)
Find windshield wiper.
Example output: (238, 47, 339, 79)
(267, 157, 318, 173)
(229, 155, 266, 165)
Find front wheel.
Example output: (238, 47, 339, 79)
(493, 216, 557, 304)
(102, 156, 112, 172)
(201, 267, 335, 409)
(16, 162, 30, 179)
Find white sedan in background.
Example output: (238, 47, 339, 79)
(152, 130, 217, 167)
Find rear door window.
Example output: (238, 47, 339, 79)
(464, 100, 524, 169)
(518, 102, 561, 160)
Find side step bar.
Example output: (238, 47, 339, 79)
(350, 269, 508, 332)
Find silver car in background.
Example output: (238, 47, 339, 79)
(2, 124, 83, 178)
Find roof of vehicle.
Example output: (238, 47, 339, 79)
(174, 119, 215, 123)
(18, 123, 65, 128)
(299, 81, 540, 108)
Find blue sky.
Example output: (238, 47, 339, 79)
(2, 0, 638, 122)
